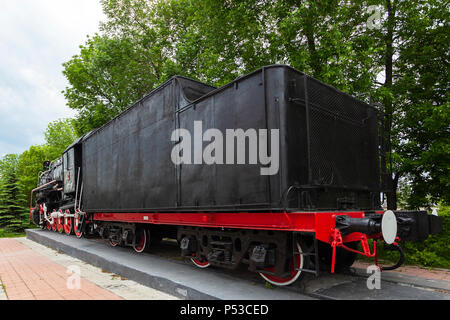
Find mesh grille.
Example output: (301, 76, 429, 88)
(306, 77, 379, 190)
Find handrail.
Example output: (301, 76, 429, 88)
(31, 180, 57, 193)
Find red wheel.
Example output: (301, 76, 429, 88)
(64, 211, 73, 235)
(73, 213, 83, 238)
(51, 211, 57, 232)
(39, 205, 46, 230)
(259, 241, 304, 286)
(45, 210, 53, 231)
(191, 254, 211, 268)
(56, 210, 64, 233)
(133, 229, 148, 253)
(109, 239, 119, 247)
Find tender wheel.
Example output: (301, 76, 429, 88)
(109, 239, 120, 247)
(74, 213, 83, 238)
(191, 255, 211, 269)
(133, 228, 148, 253)
(57, 210, 64, 233)
(259, 241, 304, 286)
(64, 211, 73, 235)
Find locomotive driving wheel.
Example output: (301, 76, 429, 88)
(259, 241, 304, 286)
(46, 211, 53, 231)
(51, 211, 57, 232)
(73, 212, 83, 238)
(64, 210, 73, 235)
(44, 209, 52, 231)
(56, 210, 64, 233)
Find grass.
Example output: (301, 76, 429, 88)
(0, 228, 26, 238)
(0, 223, 39, 239)
(265, 282, 274, 290)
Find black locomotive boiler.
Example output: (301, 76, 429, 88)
(31, 65, 442, 286)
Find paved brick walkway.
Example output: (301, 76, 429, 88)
(0, 238, 122, 300)
(353, 260, 450, 281)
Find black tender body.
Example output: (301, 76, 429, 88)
(80, 65, 381, 214)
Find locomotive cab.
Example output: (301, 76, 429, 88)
(63, 148, 76, 194)
(62, 138, 83, 197)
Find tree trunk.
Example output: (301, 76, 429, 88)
(386, 172, 400, 210)
(384, 0, 398, 210)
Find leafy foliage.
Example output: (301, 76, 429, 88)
(62, 36, 160, 135)
(0, 155, 28, 232)
(0, 229, 28, 238)
(391, 0, 450, 208)
(17, 145, 52, 208)
(44, 118, 78, 159)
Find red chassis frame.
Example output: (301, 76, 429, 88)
(30, 182, 387, 273)
(92, 210, 386, 273)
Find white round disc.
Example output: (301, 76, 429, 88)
(381, 210, 397, 244)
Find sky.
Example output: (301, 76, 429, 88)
(0, 0, 105, 158)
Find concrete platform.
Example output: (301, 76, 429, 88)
(26, 229, 314, 300)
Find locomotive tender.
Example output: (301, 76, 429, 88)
(31, 65, 442, 286)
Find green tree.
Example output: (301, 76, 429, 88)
(391, 0, 450, 208)
(271, 0, 382, 97)
(17, 145, 52, 209)
(62, 35, 161, 135)
(153, 0, 278, 85)
(44, 118, 78, 159)
(0, 155, 28, 232)
(362, 0, 450, 209)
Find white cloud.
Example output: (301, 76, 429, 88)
(0, 0, 105, 158)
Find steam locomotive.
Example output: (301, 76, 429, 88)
(31, 65, 442, 286)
